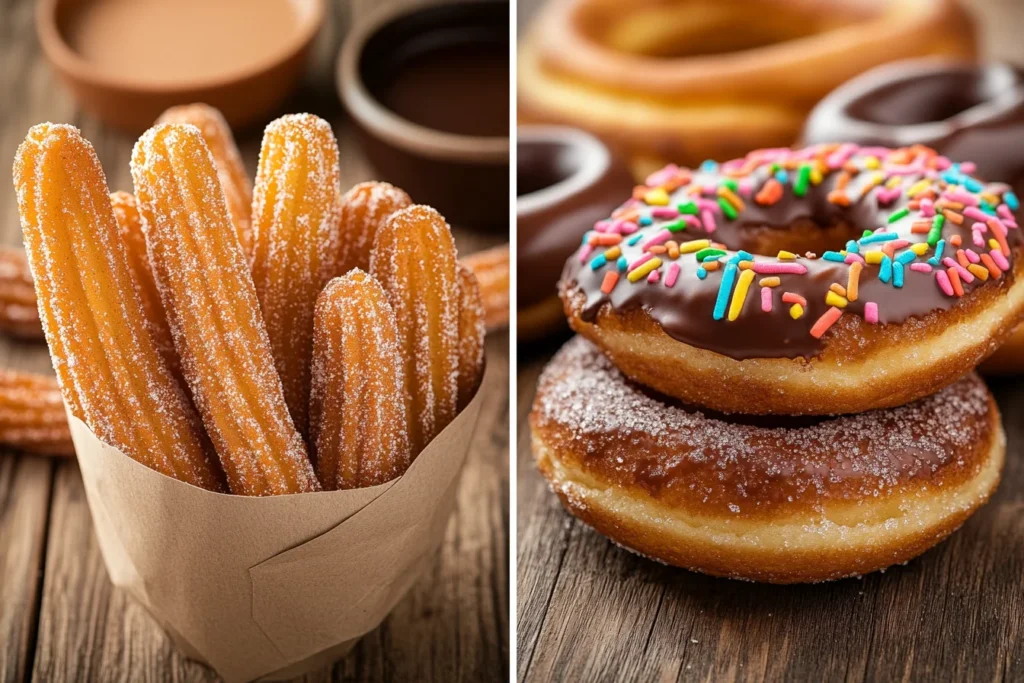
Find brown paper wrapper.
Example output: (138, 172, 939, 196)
(68, 367, 487, 683)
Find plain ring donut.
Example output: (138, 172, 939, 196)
(560, 144, 1024, 416)
(518, 0, 975, 179)
(531, 337, 1005, 584)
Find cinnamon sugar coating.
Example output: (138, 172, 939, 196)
(14, 123, 224, 490)
(310, 270, 411, 489)
(131, 123, 318, 496)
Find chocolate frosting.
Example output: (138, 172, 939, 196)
(561, 145, 1022, 359)
(517, 127, 633, 309)
(802, 60, 1024, 192)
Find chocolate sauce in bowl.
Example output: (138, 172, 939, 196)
(369, 38, 509, 138)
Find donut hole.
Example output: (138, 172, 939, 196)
(518, 139, 589, 197)
(848, 71, 990, 125)
(576, 1, 850, 59)
(729, 218, 864, 258)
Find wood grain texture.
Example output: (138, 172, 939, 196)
(0, 0, 509, 680)
(517, 336, 1024, 682)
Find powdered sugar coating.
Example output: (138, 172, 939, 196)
(310, 270, 411, 489)
(131, 122, 319, 496)
(109, 191, 179, 381)
(338, 181, 412, 274)
(13, 123, 223, 490)
(533, 337, 996, 516)
(370, 205, 460, 455)
(157, 104, 254, 256)
(250, 113, 342, 437)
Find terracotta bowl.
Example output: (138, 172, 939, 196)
(338, 0, 510, 230)
(36, 0, 325, 133)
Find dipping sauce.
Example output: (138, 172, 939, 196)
(368, 38, 509, 138)
(62, 0, 307, 84)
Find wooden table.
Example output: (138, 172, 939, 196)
(516, 333, 1023, 682)
(0, 1, 509, 680)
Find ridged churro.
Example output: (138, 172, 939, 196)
(109, 191, 180, 380)
(461, 244, 509, 329)
(131, 123, 319, 496)
(250, 114, 342, 437)
(13, 123, 224, 490)
(0, 247, 44, 341)
(338, 181, 411, 274)
(310, 270, 411, 489)
(0, 369, 73, 457)
(157, 104, 254, 257)
(456, 263, 485, 409)
(371, 205, 459, 454)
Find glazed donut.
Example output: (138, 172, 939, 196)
(802, 59, 1024, 373)
(518, 126, 633, 340)
(518, 0, 975, 179)
(532, 337, 1005, 583)
(560, 144, 1024, 416)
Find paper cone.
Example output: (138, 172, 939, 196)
(69, 366, 488, 683)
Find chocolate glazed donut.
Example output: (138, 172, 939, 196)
(803, 60, 1024, 373)
(517, 126, 633, 339)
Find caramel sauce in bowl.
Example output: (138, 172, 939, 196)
(338, 0, 510, 230)
(37, 0, 325, 132)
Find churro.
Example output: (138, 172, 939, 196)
(157, 104, 254, 257)
(0, 369, 72, 457)
(370, 205, 459, 454)
(461, 244, 509, 329)
(0, 247, 44, 341)
(310, 270, 411, 489)
(109, 191, 180, 380)
(338, 181, 411, 274)
(456, 263, 485, 409)
(131, 123, 319, 496)
(250, 114, 342, 437)
(13, 123, 223, 490)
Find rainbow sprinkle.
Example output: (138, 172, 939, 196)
(577, 143, 1020, 345)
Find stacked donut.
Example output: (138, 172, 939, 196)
(532, 143, 1023, 583)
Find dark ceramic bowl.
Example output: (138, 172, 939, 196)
(338, 0, 509, 230)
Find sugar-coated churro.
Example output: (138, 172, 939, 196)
(0, 247, 44, 341)
(370, 205, 459, 455)
(14, 123, 224, 490)
(157, 104, 254, 257)
(109, 191, 180, 380)
(0, 369, 73, 457)
(338, 181, 411, 274)
(250, 114, 342, 437)
(456, 263, 485, 409)
(461, 244, 509, 329)
(131, 123, 319, 496)
(310, 270, 411, 489)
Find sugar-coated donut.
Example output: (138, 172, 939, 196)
(531, 337, 1005, 583)
(801, 59, 1024, 373)
(518, 0, 975, 179)
(518, 126, 633, 340)
(560, 144, 1024, 416)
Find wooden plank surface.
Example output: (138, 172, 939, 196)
(516, 335, 1024, 682)
(0, 0, 509, 680)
